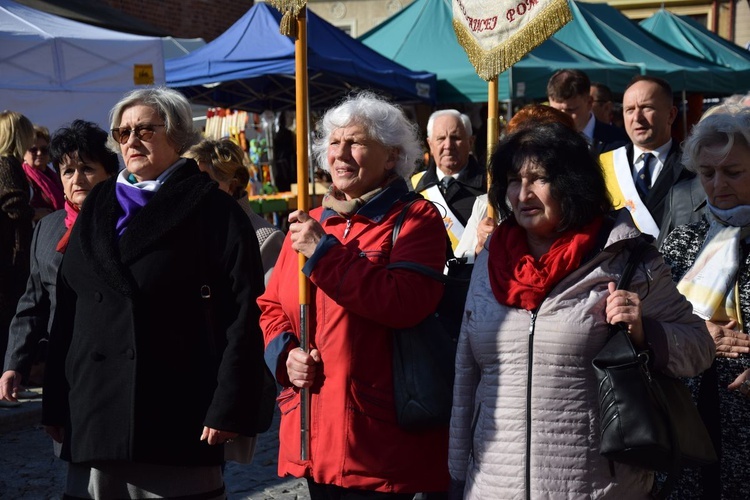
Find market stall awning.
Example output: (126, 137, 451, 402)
(359, 0, 636, 102)
(639, 9, 750, 83)
(165, 2, 436, 111)
(553, 1, 742, 94)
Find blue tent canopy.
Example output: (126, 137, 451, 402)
(165, 3, 436, 111)
(359, 0, 636, 102)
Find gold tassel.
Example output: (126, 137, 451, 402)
(454, 0, 572, 81)
(280, 11, 298, 37)
(268, 0, 308, 37)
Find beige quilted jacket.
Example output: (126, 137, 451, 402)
(449, 210, 714, 499)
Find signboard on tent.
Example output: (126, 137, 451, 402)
(453, 0, 572, 80)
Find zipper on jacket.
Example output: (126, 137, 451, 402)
(343, 219, 353, 239)
(525, 311, 537, 500)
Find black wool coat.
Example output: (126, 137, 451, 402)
(42, 160, 266, 466)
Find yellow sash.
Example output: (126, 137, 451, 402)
(411, 171, 464, 250)
(600, 148, 660, 238)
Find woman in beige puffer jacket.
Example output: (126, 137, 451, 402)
(449, 123, 714, 499)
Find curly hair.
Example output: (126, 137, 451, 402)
(488, 122, 612, 232)
(311, 91, 422, 179)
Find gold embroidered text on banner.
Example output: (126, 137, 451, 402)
(453, 0, 572, 81)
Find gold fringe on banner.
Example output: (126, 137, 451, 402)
(453, 0, 572, 81)
(268, 0, 308, 37)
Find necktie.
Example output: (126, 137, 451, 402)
(440, 176, 455, 194)
(635, 152, 653, 198)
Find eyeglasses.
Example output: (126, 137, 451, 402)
(111, 124, 165, 144)
(28, 146, 49, 155)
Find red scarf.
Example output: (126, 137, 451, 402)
(488, 216, 603, 311)
(22, 161, 65, 211)
(56, 200, 81, 253)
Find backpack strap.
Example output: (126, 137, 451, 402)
(388, 195, 468, 285)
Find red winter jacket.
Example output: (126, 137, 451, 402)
(258, 179, 450, 493)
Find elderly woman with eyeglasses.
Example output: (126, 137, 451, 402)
(42, 87, 268, 499)
(22, 125, 65, 222)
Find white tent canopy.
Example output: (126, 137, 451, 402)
(0, 0, 165, 131)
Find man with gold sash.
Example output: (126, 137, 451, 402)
(411, 110, 486, 251)
(599, 75, 695, 244)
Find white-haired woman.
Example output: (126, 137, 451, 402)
(661, 106, 750, 498)
(258, 92, 450, 498)
(42, 87, 267, 499)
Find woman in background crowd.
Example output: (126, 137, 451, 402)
(187, 138, 283, 285)
(42, 87, 267, 499)
(23, 125, 64, 222)
(449, 122, 713, 498)
(259, 92, 450, 499)
(454, 104, 576, 262)
(1, 120, 119, 404)
(660, 106, 750, 499)
(0, 110, 34, 392)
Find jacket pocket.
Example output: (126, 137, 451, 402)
(277, 386, 299, 415)
(348, 377, 397, 424)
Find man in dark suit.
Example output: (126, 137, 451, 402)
(599, 75, 695, 242)
(591, 82, 615, 124)
(547, 69, 628, 154)
(411, 109, 486, 251)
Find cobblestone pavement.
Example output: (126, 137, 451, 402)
(0, 403, 310, 500)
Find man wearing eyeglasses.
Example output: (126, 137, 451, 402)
(547, 69, 628, 155)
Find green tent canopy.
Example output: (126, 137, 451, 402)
(639, 9, 750, 83)
(358, 0, 636, 102)
(553, 1, 742, 94)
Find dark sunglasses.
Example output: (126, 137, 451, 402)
(111, 124, 165, 145)
(28, 146, 49, 155)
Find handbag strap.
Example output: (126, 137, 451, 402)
(615, 239, 653, 291)
(612, 239, 681, 499)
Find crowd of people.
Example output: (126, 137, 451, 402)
(0, 73, 749, 499)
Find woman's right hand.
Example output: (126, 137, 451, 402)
(286, 348, 321, 388)
(0, 370, 21, 401)
(706, 320, 750, 358)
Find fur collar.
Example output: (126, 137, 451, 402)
(75, 159, 217, 296)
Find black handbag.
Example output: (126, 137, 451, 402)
(387, 195, 471, 430)
(592, 241, 717, 498)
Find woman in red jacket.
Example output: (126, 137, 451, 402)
(258, 92, 450, 499)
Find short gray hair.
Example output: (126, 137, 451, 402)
(108, 87, 200, 155)
(682, 106, 750, 172)
(426, 109, 473, 139)
(311, 91, 422, 179)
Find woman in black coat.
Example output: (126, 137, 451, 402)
(1, 120, 119, 404)
(42, 88, 267, 499)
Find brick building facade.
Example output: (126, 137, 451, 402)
(100, 0, 254, 41)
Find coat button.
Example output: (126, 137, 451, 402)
(90, 352, 105, 361)
(94, 292, 103, 302)
(125, 348, 135, 360)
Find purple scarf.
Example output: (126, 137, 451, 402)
(115, 182, 156, 237)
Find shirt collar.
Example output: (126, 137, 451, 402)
(633, 139, 672, 166)
(581, 112, 596, 141)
